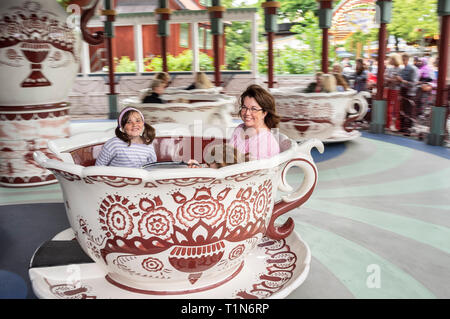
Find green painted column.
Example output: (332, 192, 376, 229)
(103, 0, 118, 119)
(156, 0, 171, 73)
(317, 0, 334, 74)
(427, 0, 450, 146)
(370, 0, 392, 134)
(262, 1, 280, 88)
(208, 0, 226, 86)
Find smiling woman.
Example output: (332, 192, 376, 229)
(229, 84, 281, 160)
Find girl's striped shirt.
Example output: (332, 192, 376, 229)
(95, 137, 157, 168)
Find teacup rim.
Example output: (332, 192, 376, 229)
(40, 123, 319, 182)
(269, 87, 361, 97)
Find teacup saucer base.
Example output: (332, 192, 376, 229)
(29, 229, 311, 299)
(323, 130, 361, 143)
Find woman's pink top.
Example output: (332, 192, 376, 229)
(229, 124, 280, 160)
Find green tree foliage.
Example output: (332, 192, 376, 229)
(286, 11, 324, 73)
(115, 56, 136, 73)
(343, 30, 377, 58)
(278, 0, 317, 21)
(388, 0, 438, 48)
(224, 21, 252, 70)
(258, 47, 317, 75)
(226, 43, 251, 70)
(144, 50, 214, 72)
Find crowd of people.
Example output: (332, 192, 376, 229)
(305, 53, 438, 136)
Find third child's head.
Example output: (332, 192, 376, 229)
(205, 143, 248, 168)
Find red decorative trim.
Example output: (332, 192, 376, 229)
(0, 2, 77, 87)
(0, 102, 68, 112)
(0, 173, 56, 187)
(51, 169, 81, 181)
(0, 103, 69, 121)
(235, 237, 296, 299)
(83, 175, 142, 187)
(266, 158, 317, 240)
(104, 261, 244, 295)
(44, 278, 96, 299)
(156, 177, 216, 187)
(80, 0, 104, 45)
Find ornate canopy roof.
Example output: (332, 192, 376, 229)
(330, 0, 377, 43)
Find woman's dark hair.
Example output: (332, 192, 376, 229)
(115, 110, 155, 146)
(239, 84, 280, 129)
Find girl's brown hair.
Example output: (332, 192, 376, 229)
(239, 84, 280, 129)
(115, 110, 155, 146)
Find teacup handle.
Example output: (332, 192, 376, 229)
(343, 91, 370, 132)
(266, 139, 323, 240)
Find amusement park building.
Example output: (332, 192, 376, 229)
(85, 0, 226, 72)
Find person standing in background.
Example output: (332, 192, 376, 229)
(353, 58, 368, 92)
(413, 56, 434, 119)
(397, 53, 419, 134)
(384, 53, 402, 131)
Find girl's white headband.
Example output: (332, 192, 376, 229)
(117, 107, 144, 129)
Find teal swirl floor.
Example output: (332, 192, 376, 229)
(0, 130, 448, 299)
(285, 133, 450, 299)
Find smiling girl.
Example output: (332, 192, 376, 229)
(95, 107, 157, 168)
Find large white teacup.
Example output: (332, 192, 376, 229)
(122, 95, 236, 127)
(33, 124, 323, 295)
(138, 86, 223, 100)
(270, 88, 370, 142)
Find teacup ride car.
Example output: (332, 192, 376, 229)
(138, 86, 223, 101)
(269, 88, 370, 143)
(30, 123, 324, 299)
(121, 93, 236, 128)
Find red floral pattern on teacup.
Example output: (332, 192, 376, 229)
(138, 207, 175, 240)
(173, 187, 229, 228)
(142, 257, 164, 272)
(252, 180, 272, 220)
(227, 201, 250, 228)
(229, 244, 245, 260)
(79, 179, 273, 281)
(99, 195, 136, 239)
